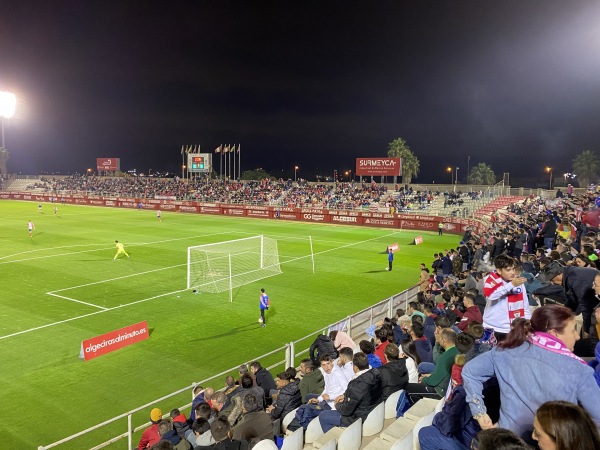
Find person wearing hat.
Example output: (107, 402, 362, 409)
(544, 261, 600, 339)
(137, 407, 162, 449)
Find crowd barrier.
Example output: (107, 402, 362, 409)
(38, 285, 421, 450)
(2, 192, 484, 235)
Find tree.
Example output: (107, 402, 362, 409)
(387, 138, 420, 184)
(241, 168, 274, 180)
(572, 150, 600, 187)
(467, 163, 496, 185)
(0, 147, 9, 176)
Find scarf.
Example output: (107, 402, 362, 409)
(530, 332, 587, 365)
(487, 271, 526, 321)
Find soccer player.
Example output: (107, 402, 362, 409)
(259, 288, 269, 327)
(113, 240, 130, 261)
(38, 203, 42, 213)
(54, 205, 58, 216)
(157, 209, 161, 222)
(28, 220, 35, 238)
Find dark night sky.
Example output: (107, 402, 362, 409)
(1, 1, 600, 185)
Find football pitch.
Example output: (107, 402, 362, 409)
(0, 200, 459, 449)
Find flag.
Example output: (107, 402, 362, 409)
(180, 145, 185, 155)
(236, 144, 240, 153)
(223, 145, 229, 153)
(214, 145, 221, 153)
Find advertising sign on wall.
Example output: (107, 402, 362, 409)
(355, 158, 402, 176)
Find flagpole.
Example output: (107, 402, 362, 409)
(220, 145, 223, 180)
(238, 144, 241, 180)
(233, 145, 236, 181)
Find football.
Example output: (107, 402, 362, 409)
(258, 317, 263, 323)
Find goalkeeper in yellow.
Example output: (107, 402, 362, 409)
(113, 240, 130, 261)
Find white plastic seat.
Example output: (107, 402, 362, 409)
(362, 401, 385, 436)
(252, 439, 279, 450)
(380, 417, 417, 443)
(404, 397, 439, 421)
(281, 427, 303, 450)
(384, 390, 403, 419)
(434, 397, 445, 413)
(337, 417, 362, 450)
(411, 409, 437, 450)
(319, 438, 337, 450)
(305, 415, 325, 444)
(282, 407, 299, 434)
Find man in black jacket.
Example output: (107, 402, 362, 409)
(379, 343, 408, 401)
(249, 361, 277, 406)
(317, 352, 382, 433)
(308, 334, 338, 367)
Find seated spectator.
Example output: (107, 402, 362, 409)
(211, 392, 243, 428)
(233, 374, 265, 409)
(266, 370, 301, 421)
(224, 376, 240, 399)
(157, 420, 191, 450)
(432, 315, 453, 363)
(400, 339, 421, 383)
(232, 394, 274, 447)
(423, 303, 437, 345)
(418, 348, 480, 450)
(329, 330, 356, 352)
(170, 409, 190, 440)
(335, 347, 355, 384)
(307, 354, 349, 409)
(297, 358, 324, 403)
(190, 386, 207, 422)
(464, 322, 492, 362)
(317, 352, 382, 433)
(452, 293, 483, 331)
(406, 328, 458, 403)
(308, 334, 338, 367)
(533, 400, 600, 450)
(379, 343, 409, 401)
(138, 408, 163, 450)
(186, 418, 214, 448)
(463, 304, 600, 441)
(373, 328, 390, 365)
(249, 361, 277, 405)
(359, 340, 382, 368)
(472, 428, 530, 450)
(152, 442, 175, 450)
(408, 301, 426, 320)
(410, 321, 433, 364)
(195, 417, 248, 450)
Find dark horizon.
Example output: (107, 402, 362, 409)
(1, 1, 599, 187)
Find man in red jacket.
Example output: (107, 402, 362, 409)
(137, 408, 162, 449)
(452, 293, 483, 331)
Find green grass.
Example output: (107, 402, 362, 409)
(0, 200, 459, 449)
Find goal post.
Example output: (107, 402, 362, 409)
(187, 235, 282, 301)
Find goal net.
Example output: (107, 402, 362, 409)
(187, 236, 282, 300)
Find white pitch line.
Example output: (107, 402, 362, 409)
(1, 230, 399, 341)
(46, 292, 108, 310)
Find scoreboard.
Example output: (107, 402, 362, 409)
(187, 153, 212, 173)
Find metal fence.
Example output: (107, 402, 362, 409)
(38, 284, 420, 450)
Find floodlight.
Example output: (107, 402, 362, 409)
(0, 91, 16, 118)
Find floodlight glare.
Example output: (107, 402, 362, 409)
(0, 91, 17, 118)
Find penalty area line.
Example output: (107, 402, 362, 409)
(46, 292, 108, 311)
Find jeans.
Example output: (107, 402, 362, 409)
(544, 237, 554, 250)
(418, 426, 470, 450)
(318, 410, 342, 433)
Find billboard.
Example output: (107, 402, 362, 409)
(355, 157, 402, 176)
(187, 153, 212, 173)
(96, 158, 120, 171)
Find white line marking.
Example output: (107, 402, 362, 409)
(46, 293, 108, 310)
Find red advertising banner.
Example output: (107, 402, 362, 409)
(80, 321, 149, 361)
(96, 157, 120, 171)
(355, 157, 402, 176)
(388, 243, 399, 252)
(414, 236, 424, 245)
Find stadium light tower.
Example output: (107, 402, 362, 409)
(546, 166, 552, 190)
(0, 91, 17, 149)
(446, 166, 453, 184)
(294, 165, 299, 181)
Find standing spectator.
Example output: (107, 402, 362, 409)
(483, 255, 530, 342)
(538, 215, 558, 251)
(329, 330, 356, 352)
(463, 304, 600, 441)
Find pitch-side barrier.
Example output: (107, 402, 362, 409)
(37, 284, 420, 450)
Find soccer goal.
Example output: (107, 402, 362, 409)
(187, 235, 282, 302)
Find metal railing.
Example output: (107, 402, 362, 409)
(38, 284, 420, 450)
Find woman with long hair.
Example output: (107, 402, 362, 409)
(463, 304, 600, 441)
(533, 401, 600, 450)
(400, 338, 421, 383)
